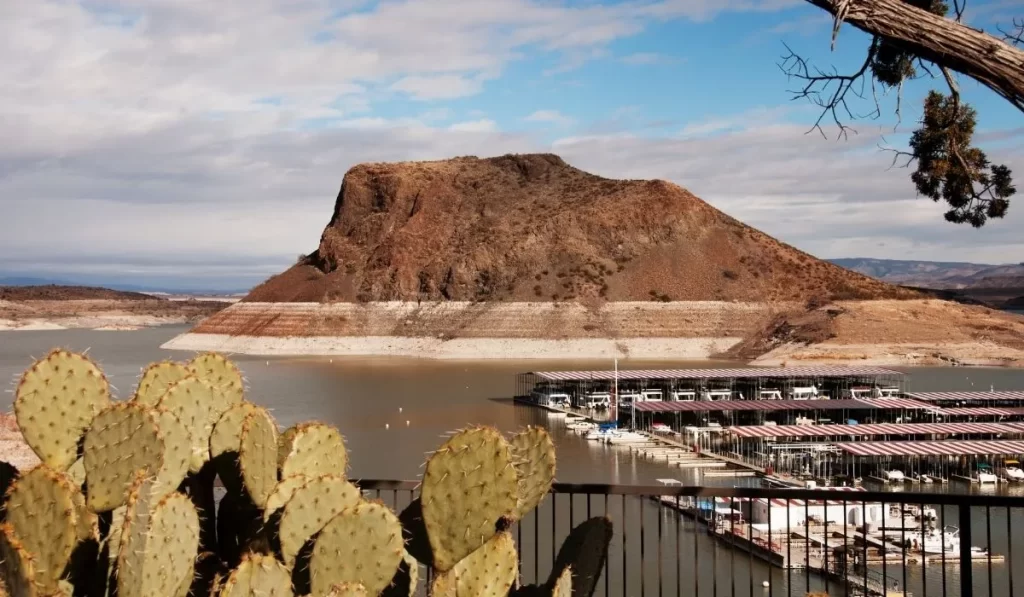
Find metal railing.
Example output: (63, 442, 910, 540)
(355, 480, 1024, 597)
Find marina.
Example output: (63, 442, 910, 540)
(517, 364, 1024, 596)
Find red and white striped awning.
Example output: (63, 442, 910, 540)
(632, 398, 936, 413)
(727, 422, 1021, 439)
(532, 365, 903, 382)
(907, 391, 1024, 402)
(938, 407, 1024, 417)
(837, 439, 1024, 457)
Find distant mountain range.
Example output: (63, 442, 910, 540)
(829, 258, 1024, 308)
(828, 258, 1024, 289)
(0, 276, 248, 297)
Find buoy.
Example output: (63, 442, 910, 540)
(385, 423, 390, 429)
(399, 407, 403, 413)
(762, 581, 769, 588)
(406, 420, 410, 426)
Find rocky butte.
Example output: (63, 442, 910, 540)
(164, 154, 1024, 366)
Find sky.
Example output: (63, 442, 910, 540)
(1, 0, 1022, 292)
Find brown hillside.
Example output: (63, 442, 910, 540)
(247, 154, 916, 304)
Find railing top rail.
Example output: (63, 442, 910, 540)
(352, 479, 1024, 507)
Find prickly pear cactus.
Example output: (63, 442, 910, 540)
(82, 402, 166, 512)
(430, 531, 518, 597)
(218, 553, 293, 597)
(133, 361, 190, 406)
(552, 566, 572, 597)
(14, 348, 111, 471)
(309, 500, 405, 596)
(188, 352, 245, 404)
(277, 422, 348, 479)
(0, 522, 39, 597)
(118, 476, 200, 597)
(106, 506, 127, 565)
(239, 409, 279, 508)
(547, 516, 614, 597)
(210, 403, 260, 459)
(3, 465, 79, 593)
(263, 474, 310, 523)
(325, 583, 369, 597)
(422, 426, 518, 572)
(151, 407, 192, 498)
(158, 376, 236, 473)
(509, 426, 556, 520)
(277, 474, 360, 566)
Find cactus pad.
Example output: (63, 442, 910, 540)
(4, 465, 77, 592)
(277, 474, 360, 566)
(187, 352, 245, 404)
(309, 500, 404, 596)
(547, 517, 613, 597)
(552, 567, 572, 597)
(70, 482, 98, 543)
(509, 426, 556, 520)
(66, 458, 85, 489)
(158, 376, 236, 473)
(277, 422, 348, 479)
(325, 583, 369, 597)
(217, 553, 293, 597)
(133, 361, 190, 406)
(152, 407, 192, 498)
(14, 348, 111, 471)
(106, 506, 126, 565)
(421, 426, 518, 571)
(239, 409, 278, 508)
(262, 474, 310, 523)
(430, 531, 518, 597)
(210, 403, 260, 458)
(0, 522, 40, 597)
(117, 477, 200, 597)
(82, 402, 165, 512)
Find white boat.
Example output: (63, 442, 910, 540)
(586, 429, 618, 441)
(651, 423, 673, 434)
(606, 432, 648, 444)
(640, 389, 664, 402)
(567, 422, 597, 432)
(582, 392, 611, 409)
(914, 526, 961, 554)
(978, 471, 998, 484)
(885, 470, 905, 482)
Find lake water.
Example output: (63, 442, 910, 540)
(2, 325, 1023, 596)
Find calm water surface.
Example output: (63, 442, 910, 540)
(3, 325, 1023, 596)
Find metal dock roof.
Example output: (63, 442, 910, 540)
(906, 391, 1024, 402)
(837, 439, 1024, 457)
(727, 422, 1024, 439)
(937, 406, 1024, 416)
(530, 365, 903, 382)
(631, 397, 934, 413)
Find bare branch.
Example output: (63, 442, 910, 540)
(998, 18, 1024, 46)
(778, 38, 880, 139)
(952, 0, 965, 23)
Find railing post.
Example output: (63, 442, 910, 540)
(959, 504, 973, 597)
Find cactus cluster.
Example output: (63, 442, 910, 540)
(0, 348, 612, 597)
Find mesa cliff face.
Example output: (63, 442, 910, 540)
(245, 154, 912, 304)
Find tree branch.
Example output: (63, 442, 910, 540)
(999, 18, 1024, 47)
(779, 38, 880, 139)
(802, 0, 1024, 112)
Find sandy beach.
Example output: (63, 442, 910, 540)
(0, 297, 227, 331)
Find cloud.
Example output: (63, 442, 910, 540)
(524, 110, 575, 127)
(390, 75, 485, 101)
(448, 119, 499, 133)
(3, 0, 1021, 288)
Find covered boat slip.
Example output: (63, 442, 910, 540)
(626, 396, 937, 429)
(515, 365, 906, 408)
(713, 421, 1024, 482)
